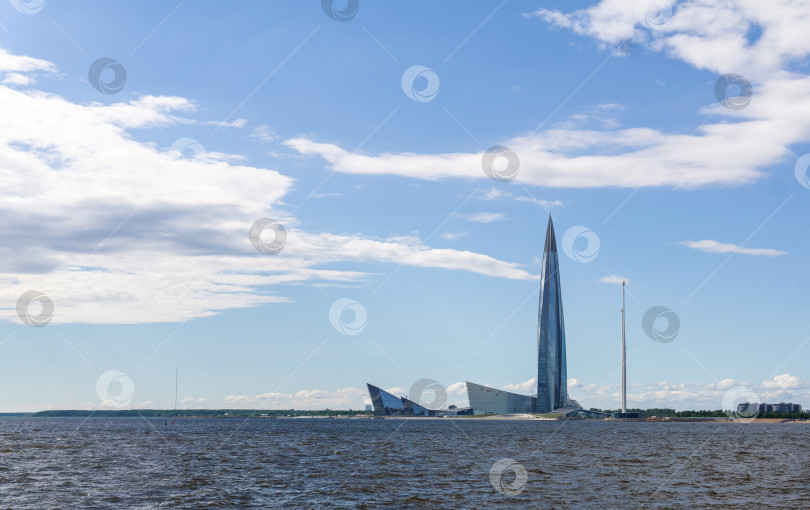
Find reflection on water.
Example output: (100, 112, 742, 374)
(1, 417, 808, 508)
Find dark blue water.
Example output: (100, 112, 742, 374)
(1, 417, 808, 508)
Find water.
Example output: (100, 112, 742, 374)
(1, 417, 808, 508)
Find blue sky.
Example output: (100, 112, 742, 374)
(1, 0, 809, 412)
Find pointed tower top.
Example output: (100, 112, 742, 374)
(544, 215, 557, 253)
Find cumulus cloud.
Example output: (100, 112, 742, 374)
(446, 381, 467, 395)
(761, 373, 808, 390)
(503, 377, 536, 392)
(0, 47, 536, 325)
(681, 240, 787, 257)
(526, 0, 810, 78)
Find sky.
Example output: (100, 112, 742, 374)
(1, 0, 809, 413)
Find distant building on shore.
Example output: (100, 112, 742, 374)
(737, 402, 803, 414)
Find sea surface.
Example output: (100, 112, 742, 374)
(0, 417, 808, 509)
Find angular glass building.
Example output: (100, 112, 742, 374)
(367, 383, 405, 415)
(401, 397, 429, 416)
(466, 382, 537, 414)
(537, 215, 567, 413)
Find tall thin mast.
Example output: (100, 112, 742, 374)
(621, 281, 626, 413)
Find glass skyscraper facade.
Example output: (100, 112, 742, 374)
(537, 215, 567, 413)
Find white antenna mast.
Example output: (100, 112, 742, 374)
(621, 281, 627, 413)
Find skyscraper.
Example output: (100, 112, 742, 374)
(537, 215, 567, 413)
(374, 214, 585, 416)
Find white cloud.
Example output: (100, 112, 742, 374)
(439, 232, 467, 241)
(524, 0, 810, 78)
(681, 240, 787, 257)
(0, 47, 536, 325)
(447, 381, 467, 395)
(383, 386, 407, 397)
(467, 212, 505, 223)
(503, 377, 536, 392)
(514, 196, 563, 209)
(567, 373, 810, 411)
(0, 48, 57, 74)
(250, 124, 278, 144)
(2, 72, 32, 86)
(482, 188, 509, 200)
(286, 2, 810, 191)
(599, 275, 629, 285)
(761, 373, 808, 390)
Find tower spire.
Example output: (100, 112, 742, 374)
(537, 215, 567, 413)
